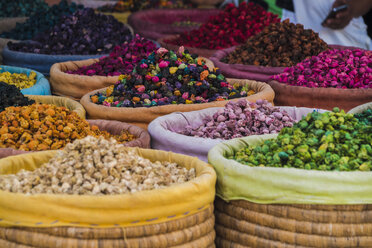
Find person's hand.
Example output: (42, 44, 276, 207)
(322, 0, 352, 29)
(322, 0, 372, 30)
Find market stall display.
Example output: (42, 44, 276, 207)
(50, 35, 157, 99)
(209, 109, 372, 247)
(0, 136, 216, 247)
(159, 2, 280, 57)
(80, 47, 274, 129)
(149, 99, 327, 161)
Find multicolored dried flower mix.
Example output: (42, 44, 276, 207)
(90, 47, 254, 108)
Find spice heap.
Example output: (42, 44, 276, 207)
(67, 35, 157, 76)
(0, 136, 196, 195)
(91, 47, 253, 108)
(165, 2, 280, 50)
(355, 109, 372, 126)
(0, 82, 35, 113)
(0, 104, 135, 151)
(0, 69, 36, 90)
(180, 99, 294, 139)
(0, 0, 48, 18)
(0, 0, 83, 40)
(222, 19, 329, 67)
(272, 49, 372, 88)
(8, 8, 132, 55)
(232, 108, 372, 171)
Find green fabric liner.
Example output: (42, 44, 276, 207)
(208, 134, 372, 204)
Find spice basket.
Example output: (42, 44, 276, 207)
(268, 80, 372, 112)
(210, 45, 357, 82)
(2, 44, 106, 76)
(128, 9, 220, 40)
(0, 148, 217, 248)
(0, 65, 51, 95)
(80, 78, 275, 129)
(210, 46, 286, 82)
(148, 106, 328, 162)
(50, 58, 119, 100)
(0, 118, 151, 159)
(158, 34, 221, 58)
(208, 135, 372, 247)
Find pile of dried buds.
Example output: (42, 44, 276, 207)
(0, 104, 134, 151)
(165, 2, 280, 49)
(0, 69, 37, 90)
(0, 82, 35, 112)
(222, 19, 329, 67)
(0, 136, 196, 195)
(180, 99, 294, 139)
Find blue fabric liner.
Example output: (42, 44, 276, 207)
(2, 44, 107, 76)
(0, 65, 51, 95)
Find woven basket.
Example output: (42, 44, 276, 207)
(214, 197, 372, 248)
(0, 204, 215, 248)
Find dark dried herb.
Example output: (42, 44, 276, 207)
(222, 19, 329, 67)
(0, 81, 35, 112)
(0, 0, 83, 40)
(7, 8, 132, 55)
(0, 0, 48, 18)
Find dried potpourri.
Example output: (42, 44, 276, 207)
(0, 0, 83, 40)
(222, 19, 329, 67)
(180, 99, 294, 139)
(90, 47, 252, 108)
(232, 108, 372, 171)
(0, 0, 48, 18)
(0, 82, 35, 113)
(354, 109, 372, 126)
(0, 104, 135, 151)
(165, 2, 280, 50)
(8, 8, 132, 55)
(0, 136, 196, 195)
(66, 35, 157, 76)
(0, 69, 36, 90)
(271, 49, 372, 89)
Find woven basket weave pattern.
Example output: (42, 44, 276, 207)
(0, 204, 215, 248)
(215, 198, 372, 247)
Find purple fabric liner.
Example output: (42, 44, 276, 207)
(148, 106, 328, 162)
